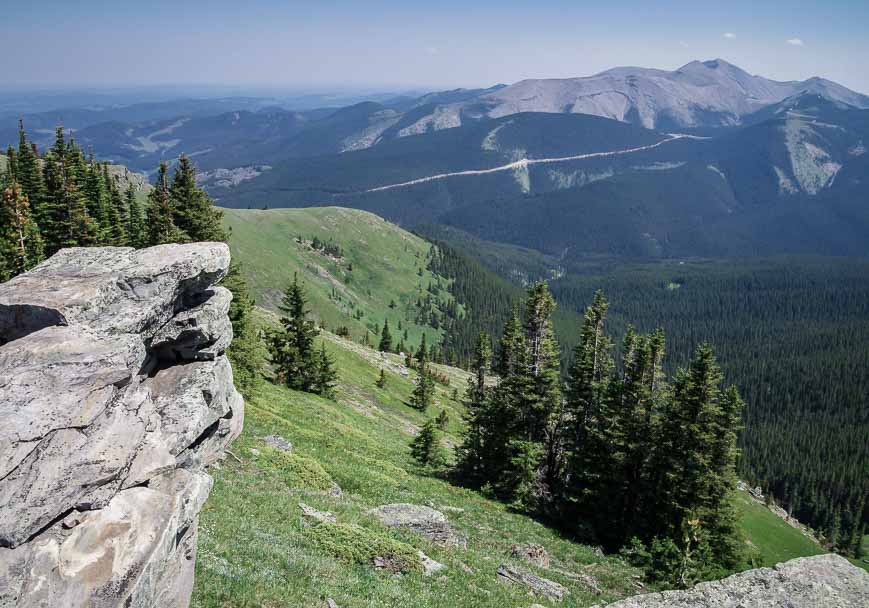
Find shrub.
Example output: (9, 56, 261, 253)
(258, 447, 334, 491)
(305, 522, 422, 573)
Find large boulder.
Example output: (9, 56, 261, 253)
(368, 503, 467, 547)
(603, 554, 869, 608)
(0, 243, 242, 608)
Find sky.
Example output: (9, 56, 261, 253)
(3, 0, 869, 94)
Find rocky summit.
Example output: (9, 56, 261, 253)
(0, 243, 243, 608)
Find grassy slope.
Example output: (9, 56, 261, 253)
(223, 207, 456, 349)
(193, 329, 829, 607)
(192, 333, 642, 608)
(734, 490, 824, 568)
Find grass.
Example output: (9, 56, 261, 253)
(192, 328, 832, 607)
(734, 490, 825, 568)
(192, 333, 643, 608)
(223, 207, 458, 351)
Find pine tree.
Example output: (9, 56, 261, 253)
(378, 318, 393, 352)
(0, 177, 44, 281)
(102, 164, 127, 246)
(83, 157, 109, 243)
(15, 121, 46, 224)
(126, 184, 144, 247)
(455, 332, 496, 484)
(376, 368, 388, 389)
(171, 155, 226, 241)
(564, 290, 615, 527)
(268, 274, 321, 392)
(314, 343, 338, 399)
(147, 162, 187, 246)
(410, 418, 447, 468)
(222, 260, 265, 396)
(410, 334, 435, 411)
(435, 409, 450, 430)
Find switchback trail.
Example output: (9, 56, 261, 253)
(363, 133, 699, 193)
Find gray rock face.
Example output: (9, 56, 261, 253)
(0, 243, 242, 608)
(604, 554, 869, 608)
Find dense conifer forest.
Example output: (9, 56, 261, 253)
(425, 239, 868, 558)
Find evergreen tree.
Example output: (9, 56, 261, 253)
(375, 369, 387, 389)
(378, 318, 393, 352)
(126, 184, 144, 247)
(268, 274, 321, 392)
(83, 157, 109, 243)
(171, 155, 226, 241)
(314, 342, 338, 399)
(15, 120, 46, 224)
(410, 418, 447, 468)
(455, 332, 496, 484)
(147, 162, 187, 246)
(222, 261, 265, 397)
(102, 164, 127, 246)
(435, 409, 450, 430)
(0, 177, 44, 281)
(410, 334, 435, 411)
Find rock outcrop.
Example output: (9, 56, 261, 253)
(603, 554, 869, 608)
(0, 243, 243, 608)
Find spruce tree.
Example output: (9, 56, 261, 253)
(455, 332, 495, 484)
(376, 368, 388, 389)
(314, 343, 338, 399)
(170, 155, 226, 241)
(222, 260, 265, 396)
(147, 162, 187, 246)
(268, 274, 320, 392)
(102, 164, 127, 246)
(0, 177, 44, 281)
(410, 334, 435, 411)
(126, 184, 144, 247)
(15, 121, 46, 224)
(410, 418, 447, 468)
(378, 318, 393, 352)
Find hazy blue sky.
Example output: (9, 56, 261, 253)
(4, 0, 868, 93)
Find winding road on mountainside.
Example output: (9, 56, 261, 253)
(363, 133, 706, 193)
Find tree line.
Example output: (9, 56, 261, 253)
(450, 284, 745, 587)
(0, 121, 265, 397)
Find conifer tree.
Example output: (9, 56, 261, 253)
(455, 332, 496, 484)
(171, 155, 226, 241)
(147, 162, 187, 246)
(268, 274, 321, 392)
(410, 418, 447, 468)
(126, 184, 144, 247)
(222, 261, 266, 396)
(410, 334, 435, 411)
(0, 177, 44, 281)
(376, 368, 388, 389)
(314, 342, 338, 399)
(83, 157, 109, 242)
(15, 121, 46, 224)
(378, 318, 393, 352)
(102, 164, 127, 246)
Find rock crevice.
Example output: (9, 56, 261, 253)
(0, 243, 243, 608)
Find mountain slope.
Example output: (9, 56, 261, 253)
(223, 207, 458, 349)
(191, 327, 828, 607)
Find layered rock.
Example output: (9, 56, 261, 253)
(0, 243, 243, 608)
(604, 554, 869, 608)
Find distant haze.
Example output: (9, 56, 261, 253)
(3, 0, 868, 94)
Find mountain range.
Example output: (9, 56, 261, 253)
(4, 59, 868, 260)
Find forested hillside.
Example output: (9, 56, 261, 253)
(546, 257, 868, 554)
